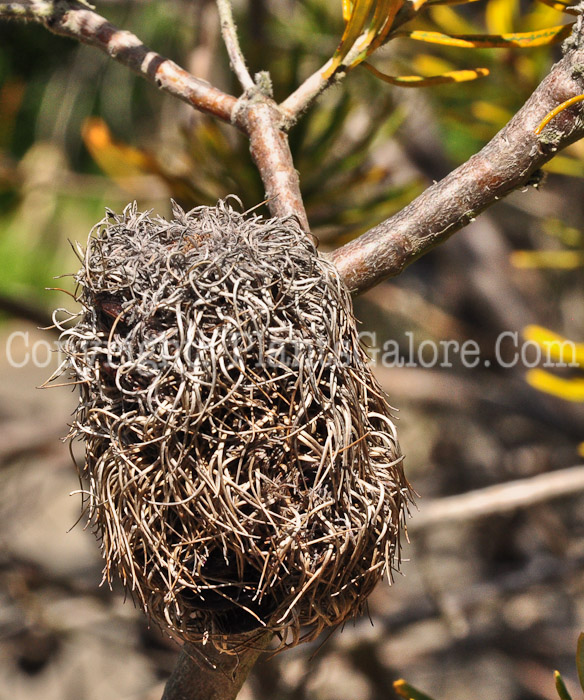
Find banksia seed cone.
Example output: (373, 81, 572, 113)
(56, 199, 412, 648)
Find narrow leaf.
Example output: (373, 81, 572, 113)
(351, 0, 394, 66)
(365, 0, 404, 58)
(81, 117, 158, 181)
(576, 633, 584, 691)
(536, 94, 584, 134)
(543, 155, 584, 178)
(363, 61, 489, 86)
(542, 219, 583, 247)
(400, 24, 573, 48)
(523, 325, 584, 366)
(486, 0, 518, 34)
(555, 670, 573, 700)
(471, 100, 512, 125)
(429, 4, 479, 33)
(427, 0, 481, 5)
(325, 0, 375, 78)
(394, 679, 436, 700)
(343, 0, 354, 21)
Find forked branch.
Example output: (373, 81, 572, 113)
(4, 2, 584, 290)
(331, 15, 584, 293)
(0, 0, 308, 227)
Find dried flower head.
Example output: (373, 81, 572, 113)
(56, 199, 412, 649)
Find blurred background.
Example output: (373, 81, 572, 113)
(0, 1, 583, 698)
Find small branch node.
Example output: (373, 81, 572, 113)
(254, 70, 273, 98)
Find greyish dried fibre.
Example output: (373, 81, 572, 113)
(55, 199, 412, 649)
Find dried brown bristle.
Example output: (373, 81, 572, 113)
(55, 198, 412, 649)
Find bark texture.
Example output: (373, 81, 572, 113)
(161, 635, 272, 700)
(331, 30, 584, 292)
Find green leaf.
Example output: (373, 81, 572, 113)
(393, 679, 437, 700)
(326, 0, 375, 76)
(554, 670, 573, 700)
(576, 633, 584, 692)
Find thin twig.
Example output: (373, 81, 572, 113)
(279, 57, 336, 125)
(0, 0, 238, 123)
(331, 18, 584, 293)
(279, 40, 366, 125)
(410, 465, 584, 531)
(216, 0, 254, 91)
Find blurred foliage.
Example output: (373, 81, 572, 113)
(394, 632, 584, 699)
(520, 324, 584, 453)
(511, 218, 584, 270)
(373, 0, 576, 162)
(511, 213, 583, 451)
(332, 0, 571, 88)
(394, 678, 435, 699)
(0, 0, 581, 310)
(0, 1, 199, 309)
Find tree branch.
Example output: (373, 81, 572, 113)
(0, 0, 238, 123)
(216, 0, 254, 91)
(161, 633, 272, 700)
(279, 57, 336, 125)
(331, 21, 584, 293)
(235, 97, 309, 229)
(410, 465, 584, 532)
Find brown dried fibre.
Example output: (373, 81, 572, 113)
(54, 199, 412, 649)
